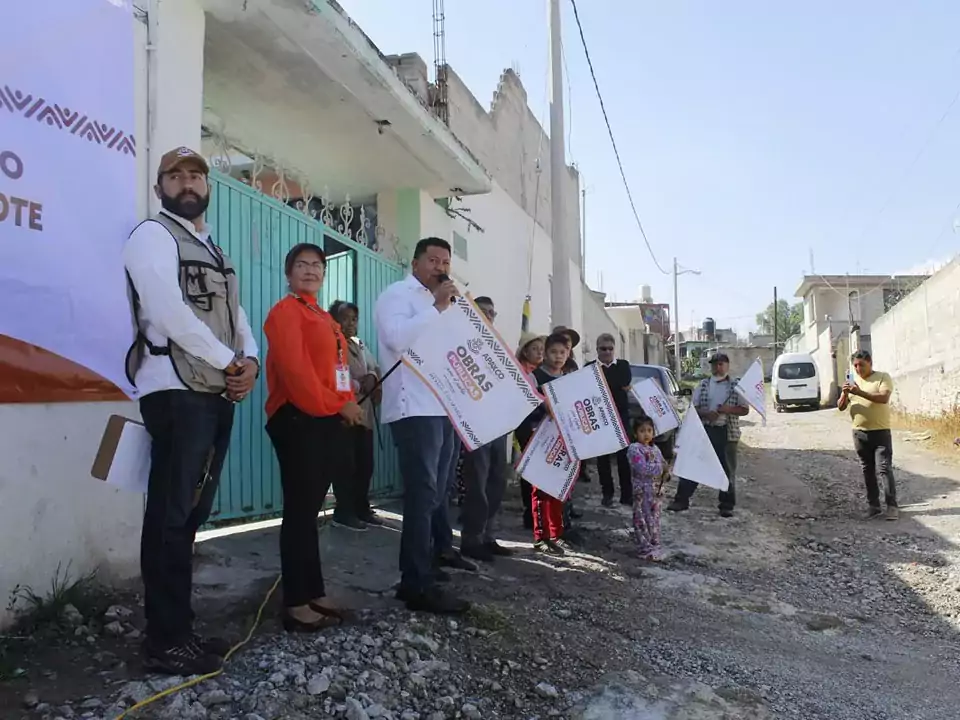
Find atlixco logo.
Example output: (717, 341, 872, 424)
(574, 397, 601, 434)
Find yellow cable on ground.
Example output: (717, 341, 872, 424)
(114, 574, 282, 720)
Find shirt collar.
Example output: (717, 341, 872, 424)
(404, 273, 432, 294)
(711, 374, 731, 383)
(160, 208, 210, 242)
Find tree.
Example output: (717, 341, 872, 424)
(756, 300, 803, 339)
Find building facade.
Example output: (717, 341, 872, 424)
(0, 0, 614, 626)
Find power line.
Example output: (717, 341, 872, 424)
(568, 0, 669, 275)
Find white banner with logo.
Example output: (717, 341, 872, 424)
(541, 363, 629, 461)
(403, 295, 542, 451)
(0, 0, 137, 394)
(735, 358, 766, 424)
(515, 417, 580, 501)
(673, 409, 729, 491)
(629, 378, 680, 436)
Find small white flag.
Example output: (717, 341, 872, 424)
(734, 358, 766, 425)
(629, 378, 680, 436)
(673, 408, 729, 491)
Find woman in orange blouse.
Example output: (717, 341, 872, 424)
(264, 242, 364, 633)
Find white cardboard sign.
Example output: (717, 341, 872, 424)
(403, 295, 542, 451)
(541, 363, 630, 461)
(515, 417, 580, 501)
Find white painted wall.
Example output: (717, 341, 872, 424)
(0, 0, 205, 628)
(419, 183, 556, 354)
(871, 259, 960, 416)
(581, 289, 622, 363)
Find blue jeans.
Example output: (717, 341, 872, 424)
(391, 416, 460, 593)
(139, 390, 235, 643)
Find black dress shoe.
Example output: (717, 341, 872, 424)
(461, 544, 495, 562)
(484, 540, 513, 557)
(437, 551, 478, 572)
(404, 588, 470, 615)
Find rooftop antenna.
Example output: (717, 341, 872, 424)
(809, 247, 815, 275)
(432, 0, 449, 126)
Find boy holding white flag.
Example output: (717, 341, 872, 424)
(667, 351, 749, 517)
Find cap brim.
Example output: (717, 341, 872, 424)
(161, 155, 210, 175)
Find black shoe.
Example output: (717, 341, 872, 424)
(404, 588, 470, 615)
(332, 514, 368, 532)
(569, 506, 584, 519)
(619, 497, 633, 507)
(143, 639, 222, 676)
(601, 496, 614, 507)
(437, 551, 479, 572)
(719, 508, 734, 518)
(553, 538, 576, 553)
(667, 500, 688, 512)
(461, 544, 495, 563)
(484, 540, 514, 557)
(358, 510, 384, 526)
(191, 633, 232, 658)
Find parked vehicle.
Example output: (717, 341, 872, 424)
(626, 364, 692, 459)
(772, 352, 820, 411)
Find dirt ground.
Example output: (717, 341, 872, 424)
(3, 405, 960, 719)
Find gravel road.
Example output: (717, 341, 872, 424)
(7, 405, 960, 719)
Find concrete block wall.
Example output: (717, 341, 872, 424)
(444, 68, 582, 264)
(871, 258, 960, 416)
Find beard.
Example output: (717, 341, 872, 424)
(160, 188, 210, 221)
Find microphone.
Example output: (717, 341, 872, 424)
(437, 273, 457, 299)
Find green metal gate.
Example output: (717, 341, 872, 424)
(205, 170, 403, 523)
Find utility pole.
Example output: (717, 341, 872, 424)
(548, 0, 572, 328)
(673, 258, 680, 378)
(672, 257, 701, 378)
(581, 186, 586, 283)
(773, 286, 778, 358)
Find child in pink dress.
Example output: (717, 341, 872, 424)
(627, 415, 669, 560)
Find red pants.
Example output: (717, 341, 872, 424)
(531, 488, 564, 541)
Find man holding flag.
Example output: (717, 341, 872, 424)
(668, 351, 749, 517)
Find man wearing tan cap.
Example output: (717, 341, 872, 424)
(123, 147, 260, 675)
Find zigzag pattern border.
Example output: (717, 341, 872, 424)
(591, 363, 629, 448)
(459, 419, 480, 447)
(0, 84, 136, 156)
(460, 300, 540, 407)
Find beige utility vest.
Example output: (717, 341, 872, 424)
(125, 213, 242, 394)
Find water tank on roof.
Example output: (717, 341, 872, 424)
(703, 317, 716, 340)
(639, 284, 652, 303)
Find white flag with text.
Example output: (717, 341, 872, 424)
(734, 358, 766, 425)
(673, 409, 729, 491)
(403, 295, 542, 451)
(629, 378, 680, 436)
(515, 417, 581, 501)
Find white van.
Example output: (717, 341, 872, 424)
(772, 352, 820, 411)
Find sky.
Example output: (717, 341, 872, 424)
(337, 0, 960, 335)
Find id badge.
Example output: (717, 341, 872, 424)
(336, 367, 352, 393)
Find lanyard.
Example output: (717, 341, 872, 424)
(290, 293, 345, 367)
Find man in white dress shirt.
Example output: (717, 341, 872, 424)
(124, 147, 259, 675)
(375, 237, 474, 615)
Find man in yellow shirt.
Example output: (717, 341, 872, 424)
(837, 350, 897, 521)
